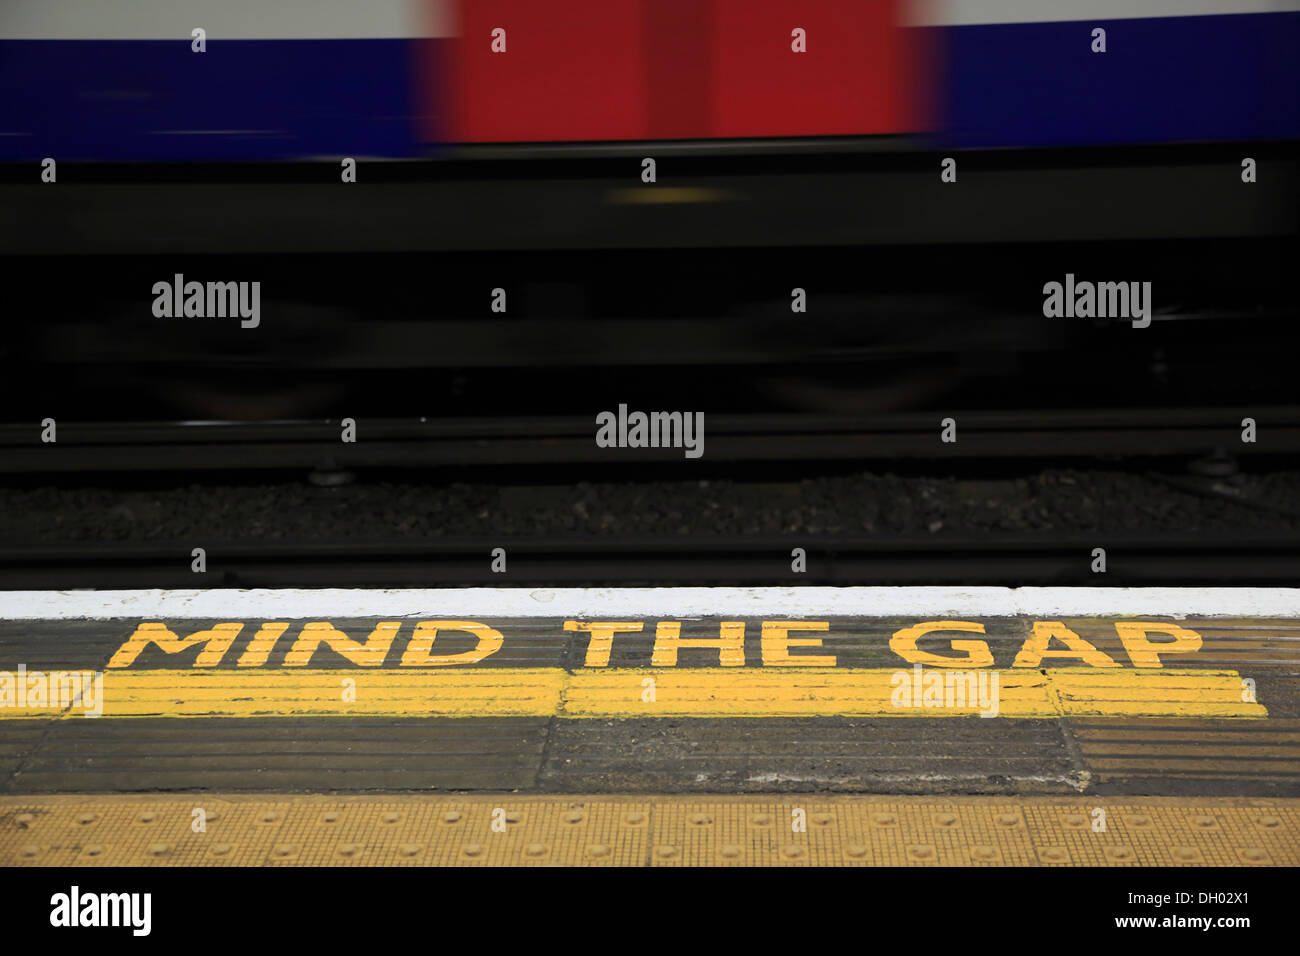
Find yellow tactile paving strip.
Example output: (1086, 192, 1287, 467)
(0, 667, 1266, 719)
(2, 795, 1295, 866)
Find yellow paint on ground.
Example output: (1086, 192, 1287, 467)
(1074, 728, 1300, 743)
(1076, 718, 1300, 729)
(2, 669, 563, 718)
(0, 667, 1267, 719)
(1088, 759, 1300, 774)
(1050, 669, 1264, 718)
(1078, 742, 1300, 758)
(3, 794, 1295, 867)
(566, 668, 1043, 717)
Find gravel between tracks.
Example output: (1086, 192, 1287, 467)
(2, 469, 1298, 542)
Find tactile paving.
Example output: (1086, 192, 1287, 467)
(2, 795, 1295, 866)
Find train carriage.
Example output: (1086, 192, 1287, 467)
(3, 0, 1296, 160)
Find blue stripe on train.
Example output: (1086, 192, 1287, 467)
(4, 16, 1294, 160)
(940, 12, 1300, 148)
(0, 39, 434, 161)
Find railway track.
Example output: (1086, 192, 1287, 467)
(2, 530, 1296, 589)
(2, 406, 1297, 475)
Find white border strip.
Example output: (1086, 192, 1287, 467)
(906, 0, 1300, 26)
(2, 587, 1298, 620)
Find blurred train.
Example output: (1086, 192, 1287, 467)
(1, 2, 1296, 424)
(2, 0, 1297, 159)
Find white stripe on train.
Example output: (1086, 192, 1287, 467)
(8, 1, 1295, 38)
(0, 0, 455, 40)
(906, 0, 1300, 27)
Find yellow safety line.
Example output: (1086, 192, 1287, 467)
(0, 667, 1268, 719)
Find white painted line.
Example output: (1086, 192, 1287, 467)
(1, 587, 1298, 620)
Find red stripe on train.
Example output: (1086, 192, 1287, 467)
(443, 0, 921, 143)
